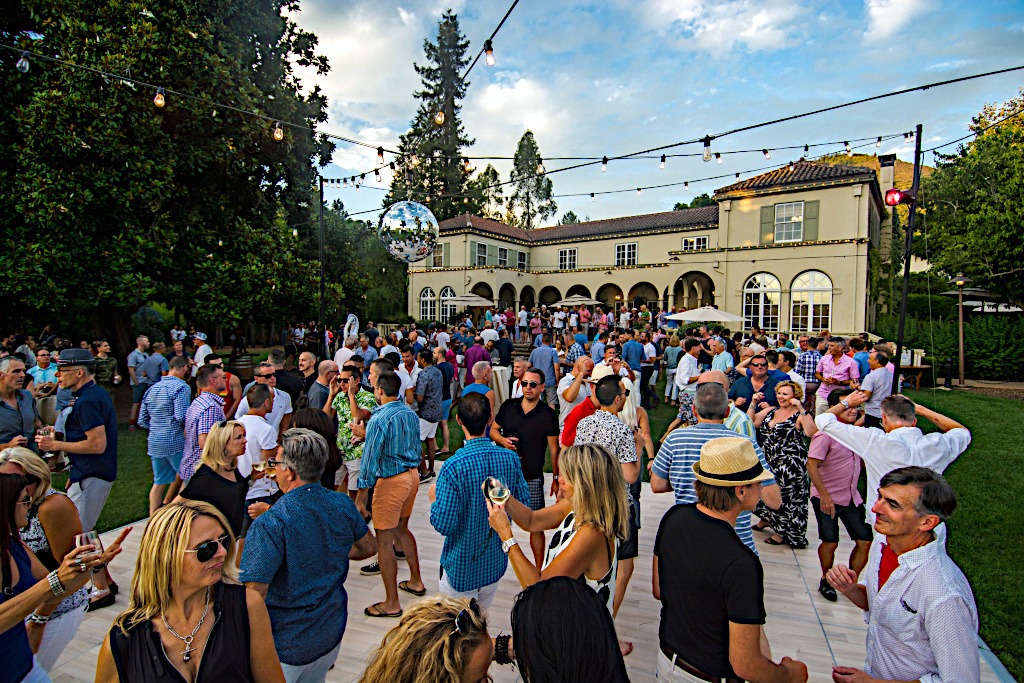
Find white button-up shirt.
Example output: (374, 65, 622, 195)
(813, 413, 971, 521)
(861, 535, 980, 683)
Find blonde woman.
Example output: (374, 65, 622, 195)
(0, 447, 88, 670)
(95, 501, 284, 682)
(175, 421, 249, 537)
(748, 380, 817, 548)
(359, 596, 492, 683)
(487, 444, 629, 613)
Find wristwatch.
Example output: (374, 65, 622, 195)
(501, 537, 519, 554)
(840, 399, 851, 408)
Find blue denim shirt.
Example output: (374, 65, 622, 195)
(241, 483, 368, 665)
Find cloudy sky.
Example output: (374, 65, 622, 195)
(292, 0, 1024, 224)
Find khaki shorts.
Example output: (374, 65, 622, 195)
(371, 468, 419, 530)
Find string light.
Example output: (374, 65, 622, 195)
(377, 147, 385, 163)
(536, 157, 544, 174)
(218, 239, 223, 247)
(16, 51, 30, 73)
(273, 121, 284, 142)
(684, 181, 688, 190)
(153, 87, 166, 108)
(484, 39, 495, 66)
(463, 157, 472, 172)
(375, 169, 382, 182)
(411, 153, 420, 166)
(434, 109, 445, 126)
(390, 161, 397, 172)
(876, 136, 882, 148)
(844, 140, 851, 154)
(601, 156, 608, 172)
(715, 153, 722, 165)
(590, 192, 595, 201)
(787, 161, 794, 171)
(804, 144, 809, 154)
(762, 149, 771, 159)
(636, 187, 641, 194)
(660, 154, 666, 169)
(735, 172, 740, 178)
(292, 228, 298, 237)
(702, 136, 712, 162)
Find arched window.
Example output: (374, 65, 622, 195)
(790, 271, 832, 333)
(419, 287, 436, 321)
(439, 286, 457, 322)
(743, 273, 781, 331)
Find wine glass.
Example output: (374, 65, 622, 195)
(487, 478, 510, 505)
(74, 531, 104, 597)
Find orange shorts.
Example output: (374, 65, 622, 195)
(372, 468, 419, 530)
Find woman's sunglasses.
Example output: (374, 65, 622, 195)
(185, 534, 231, 563)
(450, 598, 481, 638)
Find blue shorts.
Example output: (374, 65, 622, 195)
(441, 399, 453, 420)
(132, 383, 153, 403)
(151, 452, 183, 485)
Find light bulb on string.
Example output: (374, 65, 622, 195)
(484, 39, 495, 66)
(389, 161, 396, 172)
(273, 122, 284, 142)
(463, 158, 471, 173)
(377, 147, 385, 163)
(715, 153, 722, 165)
(153, 87, 166, 108)
(684, 181, 688, 190)
(425, 195, 431, 203)
(660, 154, 666, 169)
(787, 161, 794, 171)
(844, 141, 851, 154)
(803, 144, 809, 154)
(434, 110, 445, 126)
(735, 172, 740, 178)
(601, 156, 608, 172)
(590, 193, 595, 202)
(411, 153, 419, 166)
(16, 52, 29, 73)
(463, 197, 469, 204)
(702, 136, 712, 162)
(536, 157, 544, 174)
(292, 228, 298, 237)
(218, 239, 223, 247)
(375, 169, 382, 182)
(762, 149, 771, 160)
(876, 137, 882, 148)
(636, 187, 641, 194)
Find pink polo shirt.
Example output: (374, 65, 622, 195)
(815, 353, 860, 400)
(808, 431, 863, 507)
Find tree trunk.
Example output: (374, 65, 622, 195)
(93, 307, 135, 368)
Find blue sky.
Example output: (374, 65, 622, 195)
(292, 0, 1024, 224)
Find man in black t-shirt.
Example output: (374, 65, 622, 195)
(490, 368, 559, 567)
(654, 437, 808, 683)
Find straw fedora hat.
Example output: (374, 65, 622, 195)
(691, 437, 774, 487)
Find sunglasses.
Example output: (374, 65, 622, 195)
(522, 380, 542, 388)
(750, 362, 768, 368)
(621, 388, 631, 397)
(255, 373, 274, 379)
(450, 598, 481, 638)
(16, 496, 31, 507)
(185, 534, 230, 563)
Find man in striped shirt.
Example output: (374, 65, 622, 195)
(138, 355, 192, 516)
(652, 382, 782, 554)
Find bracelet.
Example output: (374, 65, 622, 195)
(27, 612, 51, 624)
(46, 570, 66, 596)
(494, 634, 513, 665)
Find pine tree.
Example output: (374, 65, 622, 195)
(466, 164, 505, 220)
(508, 131, 557, 229)
(383, 10, 474, 221)
(558, 210, 581, 224)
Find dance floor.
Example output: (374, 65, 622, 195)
(49, 478, 1004, 682)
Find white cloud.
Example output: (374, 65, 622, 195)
(637, 0, 806, 56)
(863, 0, 928, 41)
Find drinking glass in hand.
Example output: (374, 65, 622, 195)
(486, 478, 510, 505)
(502, 430, 518, 452)
(74, 531, 104, 597)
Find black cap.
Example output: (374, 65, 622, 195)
(55, 348, 98, 367)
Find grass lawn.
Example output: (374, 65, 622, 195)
(81, 380, 1021, 678)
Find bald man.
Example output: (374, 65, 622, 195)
(298, 351, 318, 396)
(306, 360, 339, 410)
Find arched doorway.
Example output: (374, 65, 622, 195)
(439, 286, 457, 323)
(471, 282, 494, 302)
(596, 283, 624, 310)
(539, 286, 561, 306)
(672, 271, 716, 310)
(520, 286, 536, 308)
(498, 283, 517, 311)
(742, 273, 781, 331)
(566, 284, 592, 298)
(628, 281, 659, 310)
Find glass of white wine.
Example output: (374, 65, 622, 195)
(74, 531, 104, 597)
(487, 478, 510, 505)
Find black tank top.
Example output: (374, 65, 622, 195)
(109, 582, 253, 682)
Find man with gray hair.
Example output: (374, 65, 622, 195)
(652, 381, 782, 555)
(242, 428, 377, 682)
(334, 334, 358, 368)
(0, 356, 40, 452)
(462, 360, 496, 417)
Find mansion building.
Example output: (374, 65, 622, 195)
(407, 160, 891, 335)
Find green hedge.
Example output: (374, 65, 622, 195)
(874, 313, 1024, 380)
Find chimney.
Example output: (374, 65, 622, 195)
(878, 153, 896, 189)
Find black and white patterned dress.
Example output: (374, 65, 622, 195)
(754, 409, 810, 548)
(22, 489, 89, 617)
(543, 512, 617, 613)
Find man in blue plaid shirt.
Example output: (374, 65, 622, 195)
(794, 336, 823, 412)
(138, 355, 192, 516)
(429, 392, 529, 609)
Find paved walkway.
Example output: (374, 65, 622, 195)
(49, 479, 1004, 682)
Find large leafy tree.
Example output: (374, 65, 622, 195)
(384, 10, 473, 222)
(465, 163, 505, 220)
(0, 0, 333, 355)
(920, 91, 1024, 307)
(507, 130, 556, 229)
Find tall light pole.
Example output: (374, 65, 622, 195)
(952, 272, 971, 386)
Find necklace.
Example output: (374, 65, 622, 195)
(161, 586, 211, 661)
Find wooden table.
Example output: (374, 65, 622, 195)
(901, 364, 932, 390)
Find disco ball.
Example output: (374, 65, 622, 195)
(378, 200, 439, 263)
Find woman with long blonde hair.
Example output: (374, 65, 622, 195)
(173, 421, 248, 537)
(95, 501, 283, 682)
(360, 596, 492, 682)
(487, 444, 628, 612)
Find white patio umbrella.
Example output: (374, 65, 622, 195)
(552, 293, 602, 307)
(449, 293, 496, 307)
(666, 305, 745, 323)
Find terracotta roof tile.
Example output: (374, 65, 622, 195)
(438, 205, 718, 243)
(715, 160, 875, 196)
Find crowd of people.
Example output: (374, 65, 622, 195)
(0, 312, 981, 682)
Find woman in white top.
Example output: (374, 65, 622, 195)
(486, 444, 628, 613)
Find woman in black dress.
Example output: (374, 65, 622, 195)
(748, 381, 817, 548)
(175, 422, 248, 538)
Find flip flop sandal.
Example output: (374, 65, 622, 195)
(399, 580, 426, 596)
(364, 603, 403, 618)
(763, 537, 787, 546)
